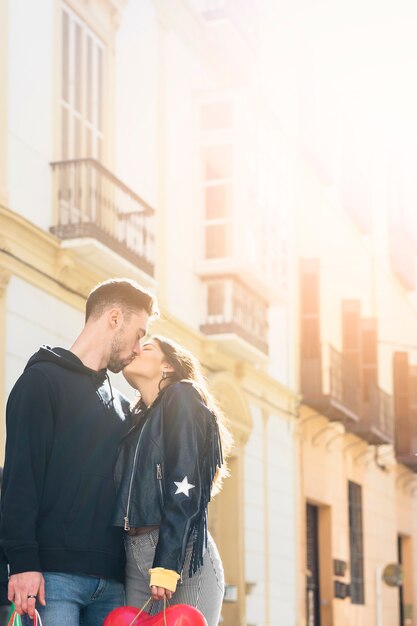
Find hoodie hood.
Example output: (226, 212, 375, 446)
(25, 346, 108, 384)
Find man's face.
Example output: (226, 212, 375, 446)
(107, 309, 149, 373)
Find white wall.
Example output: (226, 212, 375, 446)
(244, 406, 297, 626)
(245, 404, 267, 625)
(8, 0, 53, 230)
(116, 0, 159, 207)
(5, 277, 83, 396)
(116, 2, 210, 329)
(162, 28, 215, 330)
(268, 305, 292, 388)
(5, 276, 135, 401)
(267, 415, 297, 626)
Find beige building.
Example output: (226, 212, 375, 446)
(0, 1, 298, 625)
(2, 1, 416, 625)
(294, 158, 417, 626)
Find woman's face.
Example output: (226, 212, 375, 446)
(122, 339, 171, 388)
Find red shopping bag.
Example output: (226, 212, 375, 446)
(103, 597, 207, 626)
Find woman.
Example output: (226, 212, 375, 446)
(112, 336, 232, 626)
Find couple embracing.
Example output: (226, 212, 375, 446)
(0, 279, 232, 626)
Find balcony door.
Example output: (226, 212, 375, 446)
(306, 503, 321, 626)
(398, 534, 414, 626)
(61, 5, 104, 162)
(59, 5, 105, 228)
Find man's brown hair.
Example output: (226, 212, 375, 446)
(85, 278, 158, 322)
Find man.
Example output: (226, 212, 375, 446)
(0, 278, 158, 625)
(0, 469, 10, 626)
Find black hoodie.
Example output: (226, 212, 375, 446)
(0, 346, 131, 582)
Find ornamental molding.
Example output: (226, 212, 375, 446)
(0, 269, 10, 299)
(0, 234, 10, 254)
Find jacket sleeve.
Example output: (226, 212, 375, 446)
(152, 383, 207, 575)
(0, 368, 55, 574)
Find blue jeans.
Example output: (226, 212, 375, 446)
(37, 572, 125, 626)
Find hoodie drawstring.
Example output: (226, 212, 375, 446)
(94, 373, 115, 409)
(105, 374, 115, 408)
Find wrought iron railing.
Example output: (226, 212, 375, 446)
(50, 158, 155, 276)
(300, 344, 360, 422)
(200, 278, 269, 355)
(359, 385, 394, 443)
(301, 343, 393, 441)
(377, 387, 395, 441)
(328, 345, 361, 418)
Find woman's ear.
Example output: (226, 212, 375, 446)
(162, 362, 175, 374)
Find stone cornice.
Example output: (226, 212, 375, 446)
(0, 268, 10, 299)
(0, 205, 99, 307)
(64, 0, 128, 42)
(152, 0, 246, 87)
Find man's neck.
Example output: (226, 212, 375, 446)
(70, 328, 110, 371)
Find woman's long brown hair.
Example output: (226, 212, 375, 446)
(135, 335, 233, 495)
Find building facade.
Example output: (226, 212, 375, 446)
(294, 135, 417, 626)
(0, 1, 298, 625)
(3, 1, 417, 625)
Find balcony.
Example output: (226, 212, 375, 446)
(50, 159, 155, 280)
(395, 418, 417, 471)
(200, 277, 269, 360)
(394, 353, 417, 470)
(349, 386, 394, 445)
(301, 344, 361, 423)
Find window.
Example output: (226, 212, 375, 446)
(61, 5, 104, 160)
(342, 300, 361, 353)
(200, 101, 232, 131)
(306, 504, 321, 626)
(204, 183, 232, 220)
(200, 100, 234, 260)
(207, 283, 225, 319)
(361, 318, 377, 403)
(348, 481, 365, 604)
(203, 144, 232, 180)
(205, 223, 230, 259)
(300, 259, 321, 360)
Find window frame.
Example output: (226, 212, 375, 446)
(61, 3, 105, 161)
(348, 480, 365, 605)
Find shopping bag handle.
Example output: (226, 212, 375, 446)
(128, 596, 168, 626)
(8, 610, 43, 626)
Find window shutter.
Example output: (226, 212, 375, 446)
(342, 299, 361, 376)
(393, 352, 410, 420)
(361, 318, 377, 403)
(409, 365, 417, 454)
(300, 259, 322, 401)
(300, 259, 320, 359)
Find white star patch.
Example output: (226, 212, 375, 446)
(174, 476, 195, 497)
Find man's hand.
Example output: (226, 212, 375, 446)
(8, 572, 46, 618)
(150, 585, 173, 602)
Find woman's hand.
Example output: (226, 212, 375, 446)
(150, 584, 173, 602)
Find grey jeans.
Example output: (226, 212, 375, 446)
(125, 528, 224, 626)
